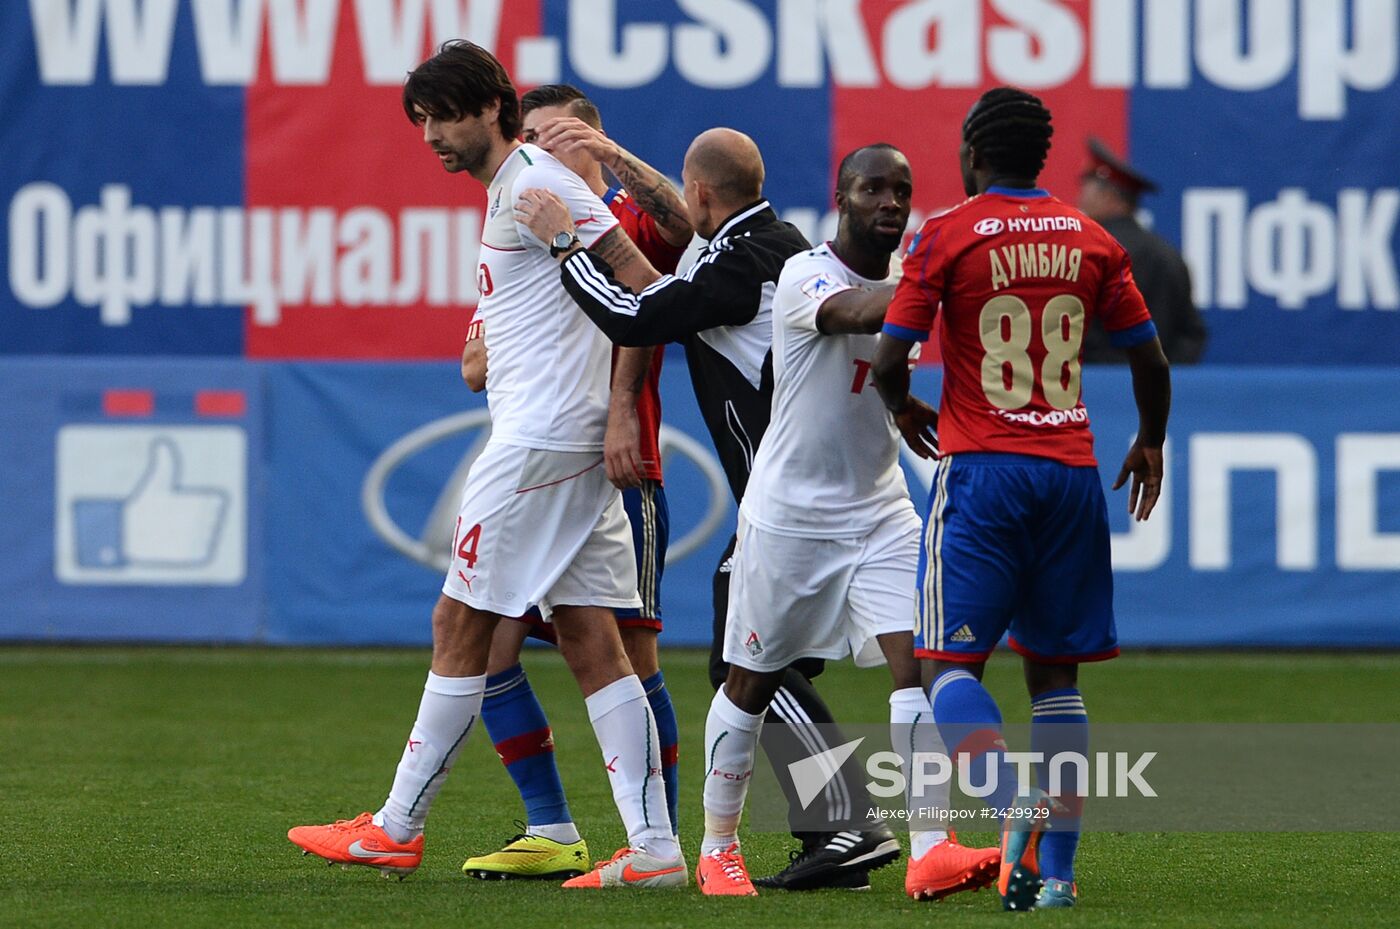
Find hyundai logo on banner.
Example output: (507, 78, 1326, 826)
(360, 411, 730, 574)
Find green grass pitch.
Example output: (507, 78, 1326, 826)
(3, 647, 1398, 928)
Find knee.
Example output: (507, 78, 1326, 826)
(430, 596, 494, 671)
(551, 614, 600, 656)
(431, 595, 468, 640)
(708, 657, 729, 691)
(620, 627, 659, 679)
(550, 621, 589, 667)
(721, 668, 779, 715)
(1025, 661, 1077, 698)
(925, 659, 985, 690)
(878, 633, 921, 690)
(484, 621, 528, 675)
(553, 611, 629, 681)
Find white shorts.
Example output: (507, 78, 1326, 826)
(723, 507, 921, 672)
(441, 442, 640, 616)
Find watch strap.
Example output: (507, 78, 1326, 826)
(549, 232, 580, 258)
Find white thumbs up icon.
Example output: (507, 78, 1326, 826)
(58, 424, 247, 585)
(72, 437, 229, 569)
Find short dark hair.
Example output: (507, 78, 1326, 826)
(402, 40, 521, 140)
(519, 84, 602, 130)
(836, 142, 902, 194)
(962, 86, 1054, 181)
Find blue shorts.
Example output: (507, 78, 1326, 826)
(517, 479, 669, 635)
(914, 453, 1118, 664)
(615, 478, 669, 627)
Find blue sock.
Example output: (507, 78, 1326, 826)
(642, 671, 680, 835)
(481, 664, 572, 828)
(1032, 688, 1088, 883)
(928, 668, 1023, 812)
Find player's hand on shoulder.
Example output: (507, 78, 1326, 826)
(1113, 440, 1164, 522)
(894, 396, 939, 459)
(533, 116, 617, 164)
(515, 188, 573, 245)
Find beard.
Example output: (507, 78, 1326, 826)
(857, 221, 906, 257)
(439, 136, 491, 174)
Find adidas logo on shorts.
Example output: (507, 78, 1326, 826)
(950, 625, 977, 643)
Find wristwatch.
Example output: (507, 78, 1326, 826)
(549, 230, 580, 257)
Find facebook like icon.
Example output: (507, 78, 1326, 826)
(55, 426, 247, 586)
(72, 437, 229, 569)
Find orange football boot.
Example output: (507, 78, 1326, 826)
(288, 812, 423, 879)
(560, 846, 688, 889)
(905, 831, 1000, 901)
(696, 843, 758, 896)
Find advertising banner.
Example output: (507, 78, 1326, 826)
(3, 360, 1397, 646)
(0, 358, 264, 640)
(4, 1, 1398, 362)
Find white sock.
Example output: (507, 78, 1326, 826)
(526, 822, 582, 844)
(701, 685, 765, 856)
(376, 671, 484, 843)
(585, 675, 679, 861)
(891, 687, 949, 859)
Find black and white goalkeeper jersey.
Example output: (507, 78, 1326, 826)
(559, 200, 811, 504)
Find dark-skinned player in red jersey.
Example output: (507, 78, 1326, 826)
(871, 87, 1171, 913)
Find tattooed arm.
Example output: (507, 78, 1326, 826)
(603, 147, 692, 247)
(533, 116, 693, 247)
(587, 226, 662, 293)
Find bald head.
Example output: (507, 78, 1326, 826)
(684, 128, 765, 208)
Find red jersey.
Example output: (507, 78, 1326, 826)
(884, 187, 1153, 466)
(606, 186, 688, 482)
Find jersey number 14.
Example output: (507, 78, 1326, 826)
(453, 517, 482, 569)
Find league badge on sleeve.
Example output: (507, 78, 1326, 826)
(800, 273, 840, 299)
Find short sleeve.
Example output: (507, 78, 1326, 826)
(883, 219, 944, 342)
(513, 161, 619, 250)
(1096, 242, 1155, 345)
(780, 258, 854, 333)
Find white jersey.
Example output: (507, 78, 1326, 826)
(477, 144, 619, 451)
(741, 243, 916, 538)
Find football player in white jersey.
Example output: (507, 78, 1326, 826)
(288, 40, 686, 890)
(694, 145, 999, 898)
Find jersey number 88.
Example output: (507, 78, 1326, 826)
(979, 294, 1085, 411)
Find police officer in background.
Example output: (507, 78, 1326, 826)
(1078, 137, 1208, 364)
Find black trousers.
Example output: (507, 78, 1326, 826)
(709, 535, 883, 842)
